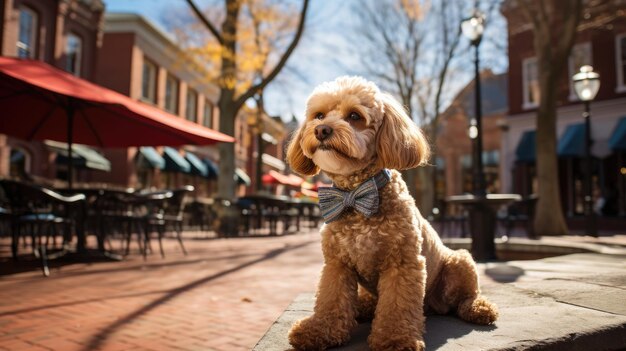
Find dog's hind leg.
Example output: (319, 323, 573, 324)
(430, 249, 498, 325)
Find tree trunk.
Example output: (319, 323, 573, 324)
(533, 58, 569, 235)
(216, 0, 239, 201)
(217, 100, 237, 200)
(416, 167, 434, 216)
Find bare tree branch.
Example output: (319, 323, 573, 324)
(234, 0, 310, 108)
(185, 0, 224, 45)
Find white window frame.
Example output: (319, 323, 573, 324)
(522, 57, 539, 110)
(616, 33, 626, 93)
(65, 33, 82, 76)
(185, 88, 198, 122)
(568, 42, 593, 101)
(165, 73, 179, 114)
(141, 57, 157, 103)
(17, 6, 38, 59)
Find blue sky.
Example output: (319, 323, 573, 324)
(104, 1, 507, 122)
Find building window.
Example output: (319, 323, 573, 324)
(141, 58, 157, 103)
(522, 57, 539, 109)
(569, 42, 592, 100)
(65, 33, 82, 76)
(17, 6, 38, 58)
(203, 99, 213, 128)
(165, 73, 179, 114)
(186, 88, 198, 122)
(617, 34, 626, 93)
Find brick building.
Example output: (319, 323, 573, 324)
(0, 0, 105, 181)
(501, 0, 626, 219)
(436, 71, 507, 199)
(93, 13, 228, 194)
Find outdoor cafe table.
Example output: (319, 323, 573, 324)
(285, 198, 319, 231)
(238, 194, 294, 235)
(446, 193, 521, 261)
(56, 187, 135, 259)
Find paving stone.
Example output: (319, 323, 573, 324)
(255, 253, 626, 351)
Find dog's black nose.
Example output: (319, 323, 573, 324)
(315, 125, 333, 141)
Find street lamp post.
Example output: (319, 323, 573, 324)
(453, 10, 504, 262)
(573, 65, 600, 237)
(462, 11, 486, 197)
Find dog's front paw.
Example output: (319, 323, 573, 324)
(368, 334, 425, 351)
(288, 316, 351, 350)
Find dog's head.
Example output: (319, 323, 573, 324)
(286, 76, 430, 177)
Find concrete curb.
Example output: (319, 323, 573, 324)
(255, 253, 626, 351)
(443, 237, 626, 256)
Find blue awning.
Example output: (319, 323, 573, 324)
(203, 159, 219, 179)
(609, 117, 626, 151)
(138, 147, 165, 170)
(558, 123, 585, 157)
(235, 168, 251, 186)
(163, 147, 191, 173)
(516, 130, 536, 162)
(185, 152, 209, 177)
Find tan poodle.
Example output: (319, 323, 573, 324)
(285, 76, 498, 351)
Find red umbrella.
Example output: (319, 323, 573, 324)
(0, 57, 234, 187)
(262, 170, 304, 187)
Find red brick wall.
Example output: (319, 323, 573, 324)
(504, 1, 626, 116)
(95, 32, 134, 96)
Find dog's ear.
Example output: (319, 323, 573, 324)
(286, 126, 320, 176)
(376, 93, 430, 170)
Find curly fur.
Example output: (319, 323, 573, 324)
(286, 76, 498, 351)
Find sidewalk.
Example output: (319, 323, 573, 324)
(0, 230, 325, 351)
(1, 231, 625, 351)
(257, 252, 626, 350)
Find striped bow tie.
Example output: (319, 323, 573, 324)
(318, 169, 391, 223)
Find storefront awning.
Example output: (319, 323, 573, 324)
(46, 140, 111, 172)
(203, 159, 219, 179)
(185, 152, 209, 177)
(515, 130, 536, 163)
(163, 147, 190, 173)
(137, 146, 165, 170)
(262, 170, 303, 187)
(235, 168, 251, 186)
(262, 153, 286, 171)
(558, 124, 585, 157)
(609, 117, 626, 151)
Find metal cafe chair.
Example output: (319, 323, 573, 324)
(0, 179, 85, 276)
(141, 186, 193, 259)
(90, 188, 146, 256)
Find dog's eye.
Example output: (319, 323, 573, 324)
(315, 112, 324, 120)
(348, 112, 361, 121)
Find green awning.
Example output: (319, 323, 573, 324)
(163, 147, 191, 173)
(235, 168, 251, 186)
(46, 140, 111, 172)
(558, 123, 585, 157)
(516, 130, 536, 163)
(185, 152, 209, 177)
(609, 117, 626, 151)
(137, 147, 165, 170)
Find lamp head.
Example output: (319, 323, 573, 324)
(573, 65, 600, 102)
(462, 10, 485, 45)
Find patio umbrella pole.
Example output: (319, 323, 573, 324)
(67, 101, 75, 190)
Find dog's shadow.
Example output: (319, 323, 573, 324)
(302, 317, 497, 350)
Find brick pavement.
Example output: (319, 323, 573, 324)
(0, 230, 324, 351)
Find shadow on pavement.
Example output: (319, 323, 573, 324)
(484, 263, 525, 283)
(80, 239, 318, 351)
